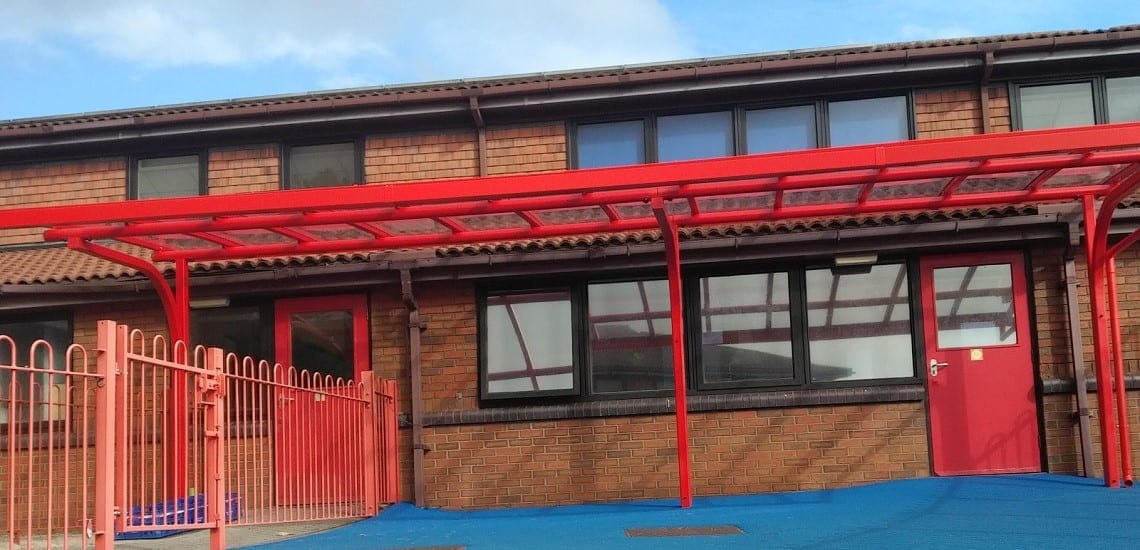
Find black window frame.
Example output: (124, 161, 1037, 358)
(583, 274, 674, 399)
(128, 151, 208, 200)
(568, 116, 653, 169)
(281, 139, 364, 190)
(568, 91, 915, 169)
(799, 259, 923, 388)
(1011, 73, 1140, 130)
(0, 310, 74, 434)
(685, 264, 804, 391)
(477, 258, 924, 405)
(477, 283, 585, 401)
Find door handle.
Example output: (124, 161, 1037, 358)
(929, 359, 950, 377)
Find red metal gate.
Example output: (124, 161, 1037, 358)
(2, 320, 400, 550)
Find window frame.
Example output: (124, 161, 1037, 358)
(477, 257, 925, 405)
(568, 116, 653, 169)
(477, 283, 585, 401)
(1011, 78, 1105, 131)
(653, 108, 739, 162)
(0, 310, 74, 434)
(821, 93, 916, 147)
(568, 91, 916, 169)
(583, 273, 674, 399)
(741, 101, 821, 156)
(128, 151, 208, 200)
(797, 259, 924, 388)
(685, 264, 805, 392)
(1010, 73, 1140, 130)
(281, 139, 364, 190)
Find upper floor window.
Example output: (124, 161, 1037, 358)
(1018, 82, 1096, 130)
(1107, 76, 1140, 123)
(572, 94, 912, 168)
(657, 111, 734, 162)
(827, 96, 910, 146)
(132, 154, 203, 199)
(285, 142, 359, 189)
(746, 105, 817, 154)
(576, 120, 646, 168)
(1016, 75, 1140, 129)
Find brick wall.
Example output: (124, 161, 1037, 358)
(365, 131, 479, 182)
(486, 124, 567, 175)
(987, 85, 1012, 132)
(418, 281, 479, 413)
(914, 87, 983, 138)
(0, 158, 125, 245)
(208, 146, 280, 195)
(422, 402, 928, 509)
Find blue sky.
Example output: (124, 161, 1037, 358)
(0, 0, 1136, 121)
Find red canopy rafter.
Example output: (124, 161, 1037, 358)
(6, 122, 1140, 506)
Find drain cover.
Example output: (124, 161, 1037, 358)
(626, 525, 743, 537)
(389, 546, 465, 550)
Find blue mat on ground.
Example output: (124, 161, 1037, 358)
(245, 474, 1140, 549)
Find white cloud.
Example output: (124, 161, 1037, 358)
(0, 0, 692, 86)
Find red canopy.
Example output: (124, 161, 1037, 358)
(4, 121, 1140, 504)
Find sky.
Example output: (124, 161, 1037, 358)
(0, 0, 1137, 121)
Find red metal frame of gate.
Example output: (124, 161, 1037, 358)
(4, 122, 1140, 505)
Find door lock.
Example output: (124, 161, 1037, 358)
(929, 359, 950, 377)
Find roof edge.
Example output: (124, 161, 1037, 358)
(2, 25, 1139, 139)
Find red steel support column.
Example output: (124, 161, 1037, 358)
(1083, 196, 1121, 487)
(1108, 258, 1135, 486)
(652, 198, 692, 508)
(168, 259, 192, 499)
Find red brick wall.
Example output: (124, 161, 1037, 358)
(422, 402, 929, 509)
(0, 445, 94, 530)
(365, 131, 479, 182)
(0, 158, 125, 245)
(208, 146, 280, 195)
(418, 281, 479, 413)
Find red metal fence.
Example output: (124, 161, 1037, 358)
(3, 320, 399, 550)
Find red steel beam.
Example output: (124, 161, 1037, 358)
(37, 151, 1140, 244)
(169, 259, 191, 500)
(652, 197, 692, 509)
(2, 122, 1138, 234)
(1083, 196, 1121, 488)
(139, 182, 1116, 262)
(1107, 258, 1135, 487)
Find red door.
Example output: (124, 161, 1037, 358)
(919, 251, 1041, 476)
(274, 294, 370, 504)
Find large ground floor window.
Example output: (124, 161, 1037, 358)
(479, 259, 921, 401)
(0, 313, 72, 427)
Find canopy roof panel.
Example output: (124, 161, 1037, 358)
(2, 123, 1140, 263)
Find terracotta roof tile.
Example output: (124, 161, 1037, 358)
(0, 243, 373, 286)
(437, 206, 1037, 257)
(0, 207, 1040, 285)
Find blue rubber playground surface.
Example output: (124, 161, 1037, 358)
(248, 474, 1140, 550)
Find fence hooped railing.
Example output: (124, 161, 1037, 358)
(3, 319, 400, 550)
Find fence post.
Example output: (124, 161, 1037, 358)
(113, 324, 129, 535)
(360, 374, 379, 516)
(382, 380, 399, 504)
(93, 321, 118, 550)
(204, 347, 227, 550)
